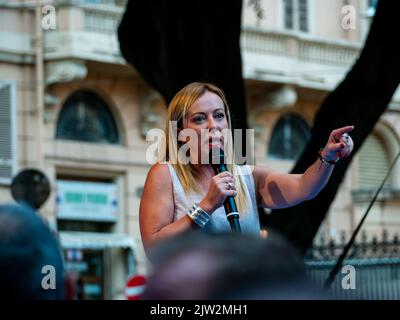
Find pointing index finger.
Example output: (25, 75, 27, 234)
(333, 125, 354, 141)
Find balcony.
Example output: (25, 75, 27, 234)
(44, 5, 363, 91)
(44, 3, 126, 64)
(241, 26, 361, 90)
(4, 2, 400, 99)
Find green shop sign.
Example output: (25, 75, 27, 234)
(57, 180, 119, 222)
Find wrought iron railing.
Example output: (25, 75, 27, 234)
(305, 230, 400, 299)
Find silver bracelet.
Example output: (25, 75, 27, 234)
(187, 203, 210, 228)
(318, 148, 339, 165)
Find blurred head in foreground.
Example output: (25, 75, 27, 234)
(0, 204, 65, 299)
(142, 230, 323, 299)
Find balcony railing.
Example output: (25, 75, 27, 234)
(299, 38, 359, 66)
(78, 7, 362, 69)
(81, 3, 125, 34)
(84, 9, 122, 34)
(1, 4, 362, 77)
(241, 28, 289, 56)
(241, 26, 361, 67)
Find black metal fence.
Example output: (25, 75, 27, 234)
(304, 231, 400, 300)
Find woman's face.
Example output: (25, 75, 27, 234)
(182, 90, 229, 163)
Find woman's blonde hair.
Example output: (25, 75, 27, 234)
(161, 82, 248, 214)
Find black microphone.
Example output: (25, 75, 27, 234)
(209, 148, 241, 232)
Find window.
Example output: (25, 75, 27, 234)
(360, 0, 378, 18)
(367, 0, 378, 16)
(268, 113, 311, 160)
(284, 0, 294, 29)
(56, 90, 120, 144)
(0, 81, 17, 184)
(298, 0, 308, 32)
(369, 0, 379, 8)
(358, 133, 393, 190)
(84, 0, 127, 6)
(283, 0, 309, 32)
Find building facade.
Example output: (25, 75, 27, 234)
(0, 0, 399, 299)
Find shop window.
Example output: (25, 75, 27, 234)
(268, 113, 311, 161)
(56, 90, 120, 144)
(64, 249, 104, 300)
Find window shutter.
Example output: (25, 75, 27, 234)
(0, 81, 17, 184)
(358, 134, 392, 189)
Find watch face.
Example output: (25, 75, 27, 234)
(11, 169, 50, 210)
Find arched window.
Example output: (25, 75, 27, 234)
(268, 113, 311, 160)
(358, 133, 393, 190)
(56, 90, 120, 144)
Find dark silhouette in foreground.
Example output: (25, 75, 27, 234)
(0, 204, 65, 299)
(142, 231, 327, 299)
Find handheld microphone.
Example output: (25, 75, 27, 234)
(209, 148, 241, 232)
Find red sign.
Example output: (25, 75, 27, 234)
(125, 275, 147, 300)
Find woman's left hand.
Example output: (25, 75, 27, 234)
(321, 125, 355, 162)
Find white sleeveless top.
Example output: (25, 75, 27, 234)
(166, 164, 260, 235)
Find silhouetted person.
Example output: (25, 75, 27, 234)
(0, 204, 65, 299)
(142, 230, 325, 300)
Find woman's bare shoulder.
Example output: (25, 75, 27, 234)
(145, 162, 172, 184)
(147, 162, 170, 175)
(141, 162, 174, 206)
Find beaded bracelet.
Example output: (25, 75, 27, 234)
(318, 148, 339, 165)
(187, 203, 210, 228)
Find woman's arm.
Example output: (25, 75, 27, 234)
(139, 163, 237, 254)
(139, 163, 196, 254)
(253, 126, 354, 209)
